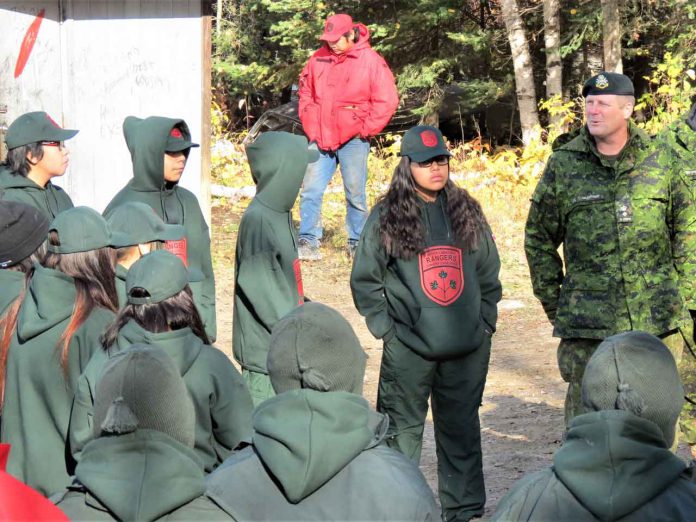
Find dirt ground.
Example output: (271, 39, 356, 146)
(211, 197, 690, 518)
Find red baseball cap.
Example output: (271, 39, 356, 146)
(319, 14, 354, 41)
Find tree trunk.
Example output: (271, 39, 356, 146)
(601, 0, 623, 73)
(500, 0, 540, 145)
(543, 0, 564, 129)
(216, 0, 223, 39)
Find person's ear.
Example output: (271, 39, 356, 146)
(26, 150, 38, 165)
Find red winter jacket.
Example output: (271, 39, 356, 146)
(0, 444, 70, 520)
(299, 24, 399, 151)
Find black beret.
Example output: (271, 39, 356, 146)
(582, 72, 634, 97)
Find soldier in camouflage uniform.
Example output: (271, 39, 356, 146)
(525, 72, 695, 429)
(647, 100, 696, 450)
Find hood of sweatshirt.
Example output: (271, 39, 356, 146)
(245, 132, 312, 212)
(252, 389, 388, 502)
(76, 430, 205, 521)
(16, 264, 75, 341)
(0, 270, 26, 317)
(0, 167, 38, 190)
(115, 320, 203, 377)
(554, 410, 686, 520)
(122, 116, 191, 192)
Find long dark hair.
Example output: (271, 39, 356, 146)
(378, 156, 489, 260)
(100, 285, 209, 349)
(0, 242, 47, 407)
(43, 231, 118, 374)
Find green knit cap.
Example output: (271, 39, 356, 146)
(267, 302, 367, 394)
(582, 331, 684, 446)
(105, 202, 184, 245)
(93, 344, 195, 447)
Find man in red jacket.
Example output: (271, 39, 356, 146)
(298, 13, 398, 260)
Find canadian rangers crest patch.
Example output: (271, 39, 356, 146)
(418, 246, 463, 306)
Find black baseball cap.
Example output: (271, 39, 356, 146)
(165, 125, 199, 152)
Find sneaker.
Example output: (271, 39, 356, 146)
(298, 238, 322, 261)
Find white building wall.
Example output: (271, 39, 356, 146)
(0, 1, 206, 215)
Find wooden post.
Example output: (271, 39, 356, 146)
(201, 1, 213, 224)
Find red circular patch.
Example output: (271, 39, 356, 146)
(170, 128, 183, 138)
(46, 114, 61, 128)
(420, 130, 438, 147)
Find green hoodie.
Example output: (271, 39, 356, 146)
(0, 270, 25, 317)
(206, 389, 439, 520)
(54, 430, 231, 521)
(0, 166, 73, 218)
(70, 320, 253, 472)
(0, 264, 114, 496)
(103, 117, 216, 341)
(233, 132, 308, 374)
(351, 193, 502, 359)
(492, 410, 696, 521)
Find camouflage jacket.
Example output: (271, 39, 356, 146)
(525, 123, 694, 339)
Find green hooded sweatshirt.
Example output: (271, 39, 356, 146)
(492, 410, 696, 521)
(233, 132, 308, 374)
(206, 389, 439, 520)
(54, 430, 231, 521)
(70, 320, 253, 472)
(351, 193, 502, 360)
(0, 166, 73, 218)
(0, 264, 114, 496)
(0, 270, 26, 317)
(103, 117, 216, 341)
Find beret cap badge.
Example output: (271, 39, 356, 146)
(595, 74, 610, 89)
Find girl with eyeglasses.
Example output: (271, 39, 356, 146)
(0, 111, 78, 218)
(350, 125, 502, 521)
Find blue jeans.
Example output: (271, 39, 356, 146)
(299, 138, 370, 246)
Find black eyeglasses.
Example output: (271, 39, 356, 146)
(416, 155, 449, 168)
(41, 141, 65, 148)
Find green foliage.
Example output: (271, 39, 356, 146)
(636, 52, 696, 135)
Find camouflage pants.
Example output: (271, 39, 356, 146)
(557, 331, 688, 434)
(242, 369, 275, 407)
(557, 338, 602, 429)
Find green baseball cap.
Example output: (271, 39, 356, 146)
(48, 207, 132, 254)
(126, 250, 202, 305)
(582, 72, 634, 97)
(5, 111, 78, 150)
(399, 125, 451, 162)
(165, 124, 199, 152)
(105, 202, 184, 246)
